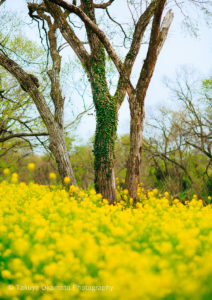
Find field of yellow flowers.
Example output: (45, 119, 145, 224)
(0, 175, 212, 299)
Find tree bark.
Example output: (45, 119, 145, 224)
(43, 0, 117, 202)
(125, 94, 144, 200)
(49, 127, 76, 185)
(93, 94, 117, 204)
(125, 4, 173, 200)
(89, 45, 117, 204)
(81, 0, 117, 204)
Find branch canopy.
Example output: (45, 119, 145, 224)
(93, 0, 115, 9)
(48, 0, 123, 72)
(0, 53, 55, 130)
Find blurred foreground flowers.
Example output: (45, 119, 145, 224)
(0, 180, 212, 299)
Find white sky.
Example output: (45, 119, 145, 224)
(2, 0, 212, 144)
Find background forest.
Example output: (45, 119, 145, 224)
(1, 73, 211, 200)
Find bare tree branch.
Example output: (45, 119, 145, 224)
(0, 132, 48, 143)
(185, 140, 211, 158)
(47, 0, 123, 72)
(136, 2, 173, 98)
(93, 0, 115, 9)
(0, 53, 55, 129)
(29, 1, 91, 72)
(0, 144, 17, 158)
(115, 0, 158, 104)
(47, 0, 162, 106)
(64, 105, 94, 129)
(105, 7, 130, 47)
(157, 9, 174, 54)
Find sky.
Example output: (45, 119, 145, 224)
(2, 0, 212, 144)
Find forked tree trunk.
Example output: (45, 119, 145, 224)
(125, 94, 144, 200)
(125, 4, 173, 200)
(49, 128, 77, 185)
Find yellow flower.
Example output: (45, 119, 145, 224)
(173, 199, 179, 205)
(69, 185, 79, 193)
(49, 172, 56, 180)
(1, 269, 12, 279)
(27, 163, 35, 171)
(0, 179, 212, 300)
(12, 238, 29, 256)
(11, 173, 18, 183)
(89, 189, 96, 195)
(3, 168, 10, 175)
(64, 176, 71, 184)
(130, 198, 134, 205)
(123, 189, 128, 195)
(44, 262, 58, 276)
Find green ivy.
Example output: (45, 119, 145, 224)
(89, 47, 117, 191)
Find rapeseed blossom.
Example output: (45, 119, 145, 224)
(0, 180, 212, 299)
(27, 163, 35, 171)
(49, 172, 56, 180)
(3, 168, 10, 175)
(11, 172, 18, 183)
(63, 176, 71, 184)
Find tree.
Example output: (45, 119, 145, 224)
(28, 0, 212, 202)
(0, 19, 50, 160)
(124, 1, 174, 200)
(143, 72, 212, 197)
(25, 0, 174, 203)
(0, 6, 77, 185)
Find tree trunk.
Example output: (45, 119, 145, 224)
(49, 127, 77, 185)
(94, 144, 116, 204)
(125, 5, 174, 201)
(125, 94, 144, 201)
(0, 53, 77, 187)
(44, 0, 118, 202)
(93, 95, 117, 204)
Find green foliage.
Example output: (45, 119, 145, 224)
(70, 143, 94, 188)
(89, 49, 118, 190)
(202, 77, 212, 89)
(1, 130, 211, 200)
(202, 77, 212, 103)
(9, 34, 44, 61)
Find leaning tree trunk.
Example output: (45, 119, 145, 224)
(0, 52, 77, 187)
(93, 95, 117, 204)
(125, 94, 145, 201)
(48, 126, 77, 185)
